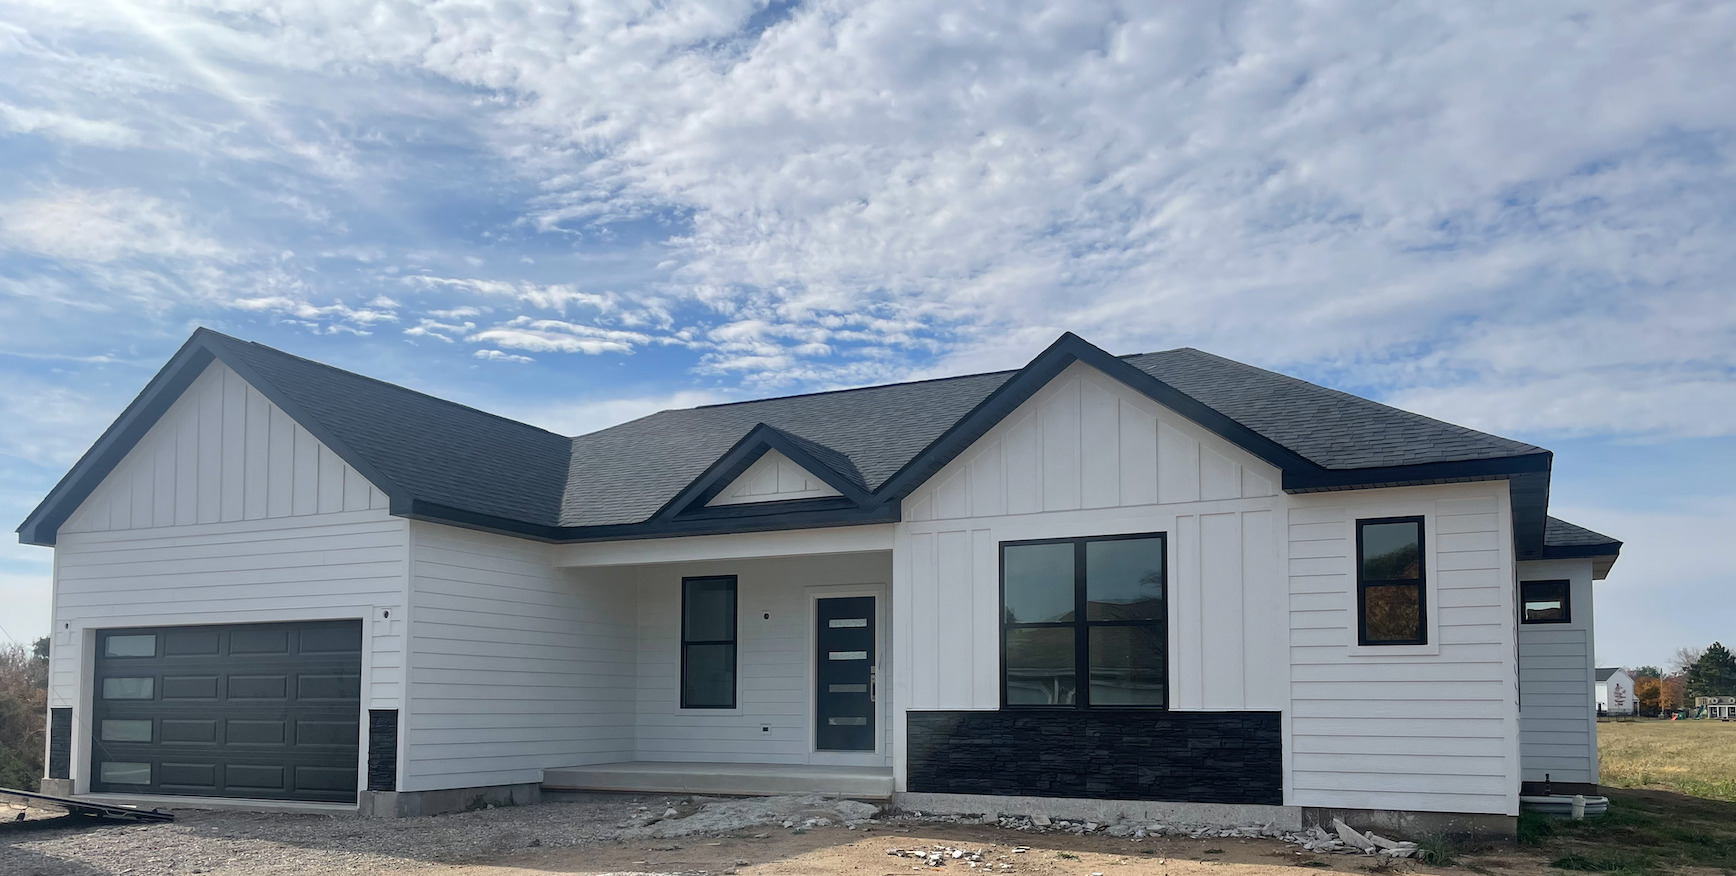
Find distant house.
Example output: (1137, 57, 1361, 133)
(1696, 696, 1735, 720)
(1596, 668, 1635, 715)
(20, 329, 1624, 830)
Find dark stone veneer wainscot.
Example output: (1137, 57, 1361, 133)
(906, 710, 1283, 805)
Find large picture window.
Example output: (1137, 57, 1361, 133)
(1000, 533, 1167, 708)
(1357, 517, 1427, 645)
(681, 576, 737, 708)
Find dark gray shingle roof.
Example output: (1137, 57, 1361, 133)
(20, 329, 1563, 543)
(1545, 516, 1621, 550)
(560, 371, 1010, 525)
(207, 333, 574, 527)
(1596, 668, 1624, 682)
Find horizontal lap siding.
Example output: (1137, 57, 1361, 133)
(404, 523, 636, 791)
(1286, 487, 1519, 815)
(1515, 559, 1598, 786)
(50, 510, 408, 795)
(632, 553, 893, 765)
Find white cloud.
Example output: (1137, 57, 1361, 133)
(467, 317, 660, 355)
(0, 188, 228, 263)
(0, 101, 138, 147)
(473, 349, 533, 364)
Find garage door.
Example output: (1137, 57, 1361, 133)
(91, 620, 362, 803)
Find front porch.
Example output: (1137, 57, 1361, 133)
(542, 761, 895, 800)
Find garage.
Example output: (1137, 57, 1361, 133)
(91, 620, 363, 803)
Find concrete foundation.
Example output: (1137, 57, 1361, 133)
(358, 782, 541, 818)
(542, 762, 894, 800)
(39, 778, 74, 797)
(893, 791, 1304, 831)
(1300, 807, 1516, 841)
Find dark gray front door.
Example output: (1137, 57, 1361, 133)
(816, 596, 876, 751)
(90, 620, 362, 803)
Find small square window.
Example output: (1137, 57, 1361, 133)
(1521, 580, 1571, 624)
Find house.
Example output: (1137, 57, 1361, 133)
(20, 328, 1623, 832)
(1695, 697, 1735, 719)
(1595, 668, 1635, 715)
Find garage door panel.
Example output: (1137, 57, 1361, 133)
(162, 675, 220, 699)
(92, 620, 361, 803)
(299, 674, 361, 700)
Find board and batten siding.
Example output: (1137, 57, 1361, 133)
(630, 552, 894, 766)
(60, 361, 391, 534)
(403, 522, 637, 792)
(49, 362, 409, 793)
(894, 360, 1288, 788)
(1515, 558, 1599, 787)
(707, 449, 843, 506)
(1285, 483, 1521, 816)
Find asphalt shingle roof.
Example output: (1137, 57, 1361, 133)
(207, 333, 574, 527)
(84, 332, 1555, 533)
(1544, 516, 1622, 550)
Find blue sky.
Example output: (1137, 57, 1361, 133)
(0, 1, 1731, 669)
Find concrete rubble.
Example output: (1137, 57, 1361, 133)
(890, 810, 1421, 858)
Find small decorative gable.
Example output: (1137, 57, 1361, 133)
(706, 449, 843, 506)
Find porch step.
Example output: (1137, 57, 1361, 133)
(542, 761, 894, 800)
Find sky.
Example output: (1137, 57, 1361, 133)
(0, 1, 1731, 670)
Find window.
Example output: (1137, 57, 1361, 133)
(1001, 533, 1167, 708)
(103, 634, 156, 658)
(100, 719, 153, 743)
(1521, 580, 1571, 624)
(99, 762, 151, 785)
(102, 677, 154, 700)
(1357, 517, 1426, 645)
(681, 576, 737, 708)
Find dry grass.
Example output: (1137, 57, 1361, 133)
(1597, 719, 1736, 801)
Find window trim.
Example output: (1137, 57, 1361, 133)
(1520, 579, 1572, 625)
(998, 531, 1168, 711)
(1356, 515, 1428, 646)
(680, 574, 738, 710)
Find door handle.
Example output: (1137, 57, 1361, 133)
(870, 665, 877, 703)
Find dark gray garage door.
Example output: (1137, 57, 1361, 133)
(91, 620, 362, 803)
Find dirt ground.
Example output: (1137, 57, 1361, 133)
(4, 788, 1731, 876)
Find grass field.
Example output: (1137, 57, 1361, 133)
(1597, 718, 1736, 802)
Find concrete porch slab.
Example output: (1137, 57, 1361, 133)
(542, 761, 894, 800)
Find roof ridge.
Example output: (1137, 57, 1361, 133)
(1149, 347, 1547, 456)
(691, 365, 1025, 410)
(201, 329, 568, 441)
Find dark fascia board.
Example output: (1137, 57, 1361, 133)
(873, 332, 1311, 502)
(652, 423, 876, 523)
(16, 328, 408, 547)
(871, 332, 1557, 558)
(1542, 542, 1623, 560)
(402, 497, 900, 544)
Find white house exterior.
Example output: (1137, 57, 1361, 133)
(1595, 668, 1635, 716)
(21, 329, 1622, 832)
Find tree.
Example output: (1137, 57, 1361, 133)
(1633, 675, 1662, 716)
(0, 641, 49, 791)
(1673, 646, 1705, 675)
(1631, 665, 1663, 679)
(1661, 673, 1688, 711)
(1687, 642, 1736, 699)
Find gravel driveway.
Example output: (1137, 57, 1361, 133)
(1, 793, 877, 876)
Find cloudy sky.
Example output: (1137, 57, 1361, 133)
(0, 1, 1730, 669)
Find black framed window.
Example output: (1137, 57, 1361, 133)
(681, 576, 737, 708)
(1521, 579, 1571, 624)
(1001, 533, 1167, 709)
(1357, 517, 1427, 645)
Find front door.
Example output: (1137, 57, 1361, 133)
(815, 596, 876, 751)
